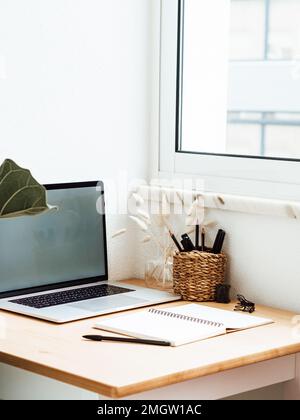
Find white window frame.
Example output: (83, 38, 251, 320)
(159, 0, 300, 200)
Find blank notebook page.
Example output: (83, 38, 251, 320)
(95, 305, 227, 346)
(94, 304, 273, 346)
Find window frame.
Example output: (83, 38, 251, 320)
(159, 0, 300, 200)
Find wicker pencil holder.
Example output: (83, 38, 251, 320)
(173, 251, 227, 301)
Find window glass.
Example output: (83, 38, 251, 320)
(230, 0, 265, 60)
(227, 124, 261, 155)
(265, 125, 300, 158)
(179, 0, 300, 160)
(268, 0, 300, 59)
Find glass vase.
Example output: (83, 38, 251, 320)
(144, 256, 173, 291)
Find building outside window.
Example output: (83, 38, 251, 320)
(179, 0, 300, 160)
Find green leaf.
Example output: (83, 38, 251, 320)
(0, 159, 56, 218)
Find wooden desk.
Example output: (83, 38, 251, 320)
(0, 279, 300, 400)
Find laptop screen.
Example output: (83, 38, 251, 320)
(0, 181, 107, 297)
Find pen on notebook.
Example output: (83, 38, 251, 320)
(82, 334, 171, 346)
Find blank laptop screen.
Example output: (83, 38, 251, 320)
(0, 183, 107, 296)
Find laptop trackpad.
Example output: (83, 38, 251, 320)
(69, 295, 147, 312)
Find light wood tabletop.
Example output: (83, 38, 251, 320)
(1, 279, 300, 398)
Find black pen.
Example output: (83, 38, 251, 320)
(168, 230, 183, 252)
(201, 227, 205, 252)
(195, 224, 199, 249)
(83, 334, 171, 346)
(212, 229, 226, 254)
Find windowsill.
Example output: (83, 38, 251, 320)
(138, 185, 300, 219)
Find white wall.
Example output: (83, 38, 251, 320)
(0, 0, 160, 280)
(197, 208, 300, 399)
(205, 209, 300, 313)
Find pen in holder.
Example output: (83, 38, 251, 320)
(173, 250, 227, 302)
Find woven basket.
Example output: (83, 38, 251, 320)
(173, 251, 227, 301)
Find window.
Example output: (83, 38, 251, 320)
(227, 112, 300, 158)
(230, 0, 300, 61)
(159, 0, 300, 199)
(179, 0, 300, 159)
(226, 0, 300, 160)
(230, 0, 265, 60)
(268, 0, 300, 60)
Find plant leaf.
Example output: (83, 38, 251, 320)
(136, 208, 150, 223)
(111, 228, 127, 238)
(141, 235, 151, 243)
(129, 215, 148, 232)
(0, 159, 56, 218)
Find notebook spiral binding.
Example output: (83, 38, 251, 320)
(148, 308, 223, 328)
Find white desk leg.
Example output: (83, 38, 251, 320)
(284, 352, 300, 400)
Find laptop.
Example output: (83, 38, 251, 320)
(0, 181, 180, 323)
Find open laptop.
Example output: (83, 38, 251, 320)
(0, 181, 180, 323)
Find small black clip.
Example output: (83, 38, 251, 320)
(215, 284, 231, 303)
(234, 294, 255, 313)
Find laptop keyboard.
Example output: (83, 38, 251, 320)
(10, 284, 134, 309)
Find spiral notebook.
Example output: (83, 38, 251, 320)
(94, 304, 273, 346)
